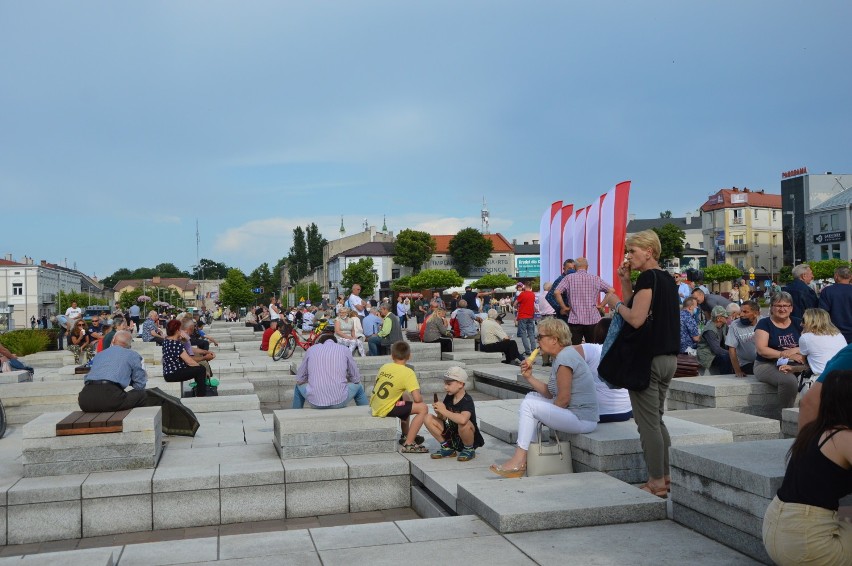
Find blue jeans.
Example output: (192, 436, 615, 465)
(292, 382, 369, 409)
(367, 335, 384, 356)
(517, 318, 537, 355)
(9, 358, 34, 373)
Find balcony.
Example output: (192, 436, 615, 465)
(41, 293, 56, 304)
(731, 217, 744, 225)
(726, 243, 749, 253)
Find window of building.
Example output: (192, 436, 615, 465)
(772, 210, 777, 221)
(736, 259, 745, 270)
(754, 233, 759, 245)
(699, 241, 705, 249)
(12, 283, 23, 296)
(753, 209, 759, 220)
(733, 234, 745, 245)
(391, 268, 400, 279)
(820, 244, 842, 260)
(831, 213, 839, 230)
(772, 234, 778, 246)
(820, 215, 830, 231)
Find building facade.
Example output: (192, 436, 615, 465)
(427, 233, 515, 277)
(806, 187, 852, 262)
(513, 240, 541, 278)
(627, 212, 705, 272)
(0, 256, 91, 329)
(781, 169, 852, 264)
(700, 187, 783, 276)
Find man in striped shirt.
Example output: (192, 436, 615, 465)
(553, 257, 615, 345)
(292, 334, 369, 409)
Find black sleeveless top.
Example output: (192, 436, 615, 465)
(777, 429, 852, 510)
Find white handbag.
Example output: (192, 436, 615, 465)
(526, 424, 573, 476)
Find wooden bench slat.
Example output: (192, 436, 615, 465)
(107, 410, 131, 427)
(89, 412, 116, 427)
(72, 413, 100, 428)
(56, 411, 85, 431)
(57, 425, 123, 436)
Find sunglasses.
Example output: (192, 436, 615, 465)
(536, 334, 550, 340)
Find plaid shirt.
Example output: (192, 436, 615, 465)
(554, 270, 612, 325)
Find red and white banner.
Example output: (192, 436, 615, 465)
(539, 181, 632, 298)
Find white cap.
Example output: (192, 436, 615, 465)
(443, 366, 468, 385)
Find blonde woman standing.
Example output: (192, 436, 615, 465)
(798, 308, 847, 378)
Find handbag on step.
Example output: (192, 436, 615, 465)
(527, 424, 573, 476)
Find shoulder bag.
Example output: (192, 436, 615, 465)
(598, 270, 658, 392)
(527, 424, 573, 476)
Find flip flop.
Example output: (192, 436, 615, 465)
(639, 483, 668, 499)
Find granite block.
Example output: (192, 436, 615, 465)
(220, 459, 284, 488)
(218, 530, 316, 561)
(82, 469, 154, 498)
(153, 465, 219, 492)
(457, 472, 667, 533)
(7, 500, 81, 544)
(182, 394, 260, 413)
(410, 486, 451, 519)
(279, 441, 397, 459)
(0, 505, 5, 546)
(669, 439, 791, 498)
(349, 475, 410, 512)
(221, 484, 287, 524)
(22, 430, 158, 450)
(23, 442, 158, 464)
(117, 537, 218, 566)
(671, 469, 775, 518)
(673, 503, 772, 564)
(273, 406, 394, 434)
(15, 547, 119, 566)
(781, 408, 799, 438)
(152, 489, 220, 529)
(278, 428, 398, 446)
(121, 407, 162, 432)
(673, 485, 764, 538)
(666, 409, 780, 440)
(283, 457, 348, 483)
(21, 411, 76, 439)
(310, 522, 407, 550)
(8, 473, 87, 504)
(24, 456, 159, 478)
(342, 453, 410, 478)
(285, 479, 348, 518)
(572, 461, 647, 484)
(395, 515, 497, 542)
(82, 494, 152, 537)
(563, 417, 733, 456)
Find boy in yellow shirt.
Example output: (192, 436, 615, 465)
(370, 341, 428, 453)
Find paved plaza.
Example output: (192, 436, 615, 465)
(0, 318, 848, 565)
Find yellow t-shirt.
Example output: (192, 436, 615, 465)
(370, 362, 420, 417)
(267, 330, 283, 357)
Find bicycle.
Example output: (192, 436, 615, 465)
(272, 318, 331, 361)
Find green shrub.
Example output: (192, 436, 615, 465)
(0, 329, 52, 356)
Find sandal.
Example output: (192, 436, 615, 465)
(489, 463, 526, 478)
(399, 435, 425, 446)
(639, 483, 668, 499)
(401, 444, 428, 454)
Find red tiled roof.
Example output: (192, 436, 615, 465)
(0, 259, 22, 266)
(700, 188, 782, 212)
(432, 233, 514, 254)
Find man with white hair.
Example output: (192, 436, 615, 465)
(784, 263, 818, 321)
(77, 331, 148, 413)
(818, 266, 852, 343)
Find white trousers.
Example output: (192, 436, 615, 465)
(516, 392, 597, 450)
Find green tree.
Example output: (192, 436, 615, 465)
(219, 269, 255, 310)
(58, 291, 109, 312)
(409, 269, 463, 290)
(153, 263, 190, 278)
(390, 275, 414, 292)
(659, 210, 672, 218)
(652, 223, 686, 262)
(448, 228, 493, 277)
(306, 223, 328, 271)
(288, 226, 309, 283)
(778, 265, 793, 284)
(191, 258, 229, 280)
(341, 258, 378, 298)
(393, 229, 436, 274)
(471, 274, 517, 290)
(703, 264, 743, 288)
(248, 263, 276, 297)
(117, 288, 145, 310)
(809, 259, 852, 280)
(291, 283, 323, 305)
(100, 268, 133, 289)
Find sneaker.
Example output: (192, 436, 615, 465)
(457, 446, 476, 462)
(399, 435, 425, 446)
(431, 446, 457, 459)
(401, 443, 428, 454)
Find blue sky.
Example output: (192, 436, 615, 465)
(1, 1, 850, 279)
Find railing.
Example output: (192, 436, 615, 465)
(731, 217, 744, 225)
(726, 243, 749, 252)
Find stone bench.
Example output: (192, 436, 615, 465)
(442, 351, 503, 364)
(563, 416, 733, 484)
(781, 407, 799, 438)
(666, 409, 780, 441)
(273, 406, 398, 459)
(670, 439, 792, 564)
(667, 375, 782, 419)
(182, 394, 261, 413)
(0, 369, 33, 384)
(21, 407, 163, 477)
(0, 381, 91, 425)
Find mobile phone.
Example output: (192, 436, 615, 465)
(433, 393, 439, 403)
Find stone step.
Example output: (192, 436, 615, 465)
(182, 394, 261, 413)
(667, 375, 781, 419)
(273, 406, 398, 459)
(0, 370, 33, 384)
(442, 351, 503, 364)
(666, 409, 780, 441)
(781, 407, 798, 438)
(457, 472, 667, 533)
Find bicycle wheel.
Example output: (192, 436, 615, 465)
(0, 398, 6, 440)
(281, 335, 297, 360)
(271, 335, 287, 361)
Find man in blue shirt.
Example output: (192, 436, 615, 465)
(818, 266, 852, 343)
(77, 331, 148, 413)
(362, 308, 383, 341)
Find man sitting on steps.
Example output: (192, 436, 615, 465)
(292, 334, 369, 409)
(77, 330, 148, 413)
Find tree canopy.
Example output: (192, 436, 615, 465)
(652, 223, 686, 262)
(341, 258, 377, 298)
(305, 223, 328, 271)
(409, 269, 463, 290)
(219, 268, 255, 309)
(101, 263, 194, 288)
(288, 226, 309, 283)
(809, 259, 852, 280)
(703, 263, 743, 284)
(448, 228, 493, 277)
(470, 274, 516, 290)
(248, 263, 277, 298)
(393, 229, 436, 274)
(191, 258, 229, 280)
(659, 210, 672, 218)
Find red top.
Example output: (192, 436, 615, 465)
(260, 327, 276, 351)
(515, 290, 536, 320)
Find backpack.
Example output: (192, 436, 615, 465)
(450, 317, 461, 338)
(419, 315, 430, 341)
